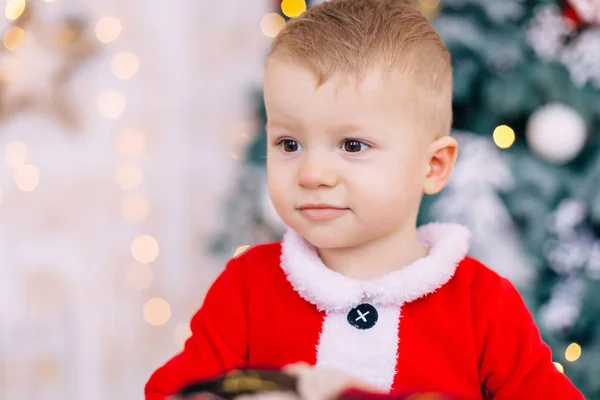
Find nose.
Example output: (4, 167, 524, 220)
(298, 152, 338, 189)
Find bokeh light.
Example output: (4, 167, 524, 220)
(130, 234, 159, 264)
(174, 323, 192, 349)
(261, 13, 286, 38)
(117, 128, 145, 157)
(281, 0, 307, 18)
(5, 0, 26, 21)
(565, 343, 582, 362)
(115, 162, 143, 191)
(97, 91, 126, 119)
(3, 26, 24, 51)
(553, 362, 564, 373)
(14, 165, 39, 192)
(233, 245, 250, 257)
(111, 52, 140, 80)
(143, 298, 171, 326)
(95, 17, 122, 44)
(493, 125, 516, 149)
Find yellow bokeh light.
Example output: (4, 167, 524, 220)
(281, 0, 307, 18)
(43, 0, 57, 3)
(3, 26, 24, 51)
(131, 234, 160, 264)
(95, 17, 122, 44)
(122, 194, 151, 222)
(97, 91, 126, 119)
(5, 0, 26, 21)
(125, 263, 153, 291)
(174, 323, 192, 349)
(115, 162, 143, 191)
(143, 297, 171, 326)
(14, 164, 39, 192)
(117, 128, 145, 157)
(565, 342, 582, 362)
(419, 0, 441, 9)
(5, 140, 28, 168)
(233, 245, 250, 257)
(111, 52, 140, 80)
(261, 13, 286, 38)
(493, 125, 516, 149)
(553, 362, 564, 373)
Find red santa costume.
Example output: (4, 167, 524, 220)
(145, 223, 583, 400)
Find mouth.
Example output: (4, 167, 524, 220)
(296, 204, 349, 221)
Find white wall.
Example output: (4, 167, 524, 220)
(0, 0, 271, 398)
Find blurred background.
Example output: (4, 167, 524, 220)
(0, 0, 599, 399)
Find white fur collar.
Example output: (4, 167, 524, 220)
(280, 223, 471, 312)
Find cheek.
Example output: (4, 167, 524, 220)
(267, 163, 293, 206)
(346, 159, 421, 203)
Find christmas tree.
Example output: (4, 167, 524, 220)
(424, 1, 600, 397)
(210, 1, 600, 397)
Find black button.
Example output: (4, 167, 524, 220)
(347, 303, 378, 330)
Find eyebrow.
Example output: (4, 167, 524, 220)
(265, 119, 299, 132)
(326, 122, 364, 135)
(265, 120, 365, 135)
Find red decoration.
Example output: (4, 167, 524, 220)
(563, 0, 585, 28)
(563, 0, 600, 29)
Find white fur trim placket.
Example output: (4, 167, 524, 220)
(315, 305, 402, 391)
(279, 223, 472, 391)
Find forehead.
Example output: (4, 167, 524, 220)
(264, 59, 412, 124)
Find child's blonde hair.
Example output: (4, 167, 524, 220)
(269, 0, 453, 138)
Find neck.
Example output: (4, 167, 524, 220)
(317, 225, 429, 281)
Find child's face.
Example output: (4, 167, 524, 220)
(264, 59, 434, 249)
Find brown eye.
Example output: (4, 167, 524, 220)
(280, 139, 301, 152)
(343, 140, 368, 153)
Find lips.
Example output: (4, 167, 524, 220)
(297, 204, 349, 221)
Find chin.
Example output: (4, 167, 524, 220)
(295, 225, 360, 249)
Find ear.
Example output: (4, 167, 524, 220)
(423, 135, 458, 195)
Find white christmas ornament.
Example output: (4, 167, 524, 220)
(527, 4, 600, 88)
(526, 103, 587, 164)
